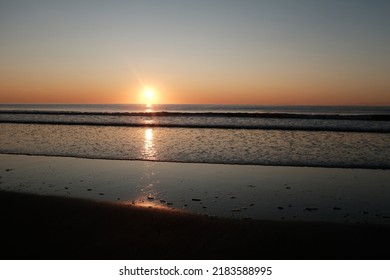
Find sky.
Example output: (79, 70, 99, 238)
(0, 0, 389, 105)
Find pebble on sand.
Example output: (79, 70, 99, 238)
(304, 207, 319, 212)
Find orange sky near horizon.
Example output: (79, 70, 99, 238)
(1, 80, 389, 105)
(1, 85, 389, 106)
(0, 1, 389, 106)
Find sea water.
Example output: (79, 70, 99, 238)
(1, 104, 389, 169)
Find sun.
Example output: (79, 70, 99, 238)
(143, 87, 156, 106)
(144, 88, 154, 100)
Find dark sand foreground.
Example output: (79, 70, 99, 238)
(1, 191, 389, 260)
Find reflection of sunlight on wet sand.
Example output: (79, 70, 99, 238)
(142, 128, 156, 160)
(127, 136, 179, 211)
(120, 126, 183, 212)
(122, 199, 183, 212)
(121, 179, 182, 212)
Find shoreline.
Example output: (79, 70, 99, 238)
(1, 190, 390, 260)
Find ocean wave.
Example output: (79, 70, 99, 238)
(1, 110, 390, 120)
(1, 109, 390, 133)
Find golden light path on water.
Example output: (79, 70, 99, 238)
(140, 128, 157, 202)
(143, 128, 156, 161)
(124, 126, 176, 211)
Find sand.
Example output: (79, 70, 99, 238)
(1, 190, 390, 260)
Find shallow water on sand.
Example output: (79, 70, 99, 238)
(1, 154, 390, 225)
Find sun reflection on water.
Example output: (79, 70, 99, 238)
(142, 128, 156, 160)
(145, 104, 152, 112)
(144, 119, 154, 125)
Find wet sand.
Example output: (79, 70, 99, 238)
(1, 154, 390, 225)
(1, 190, 390, 260)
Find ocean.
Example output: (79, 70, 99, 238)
(1, 104, 390, 223)
(1, 104, 390, 169)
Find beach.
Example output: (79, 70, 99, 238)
(1, 154, 390, 224)
(1, 190, 390, 260)
(1, 154, 390, 259)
